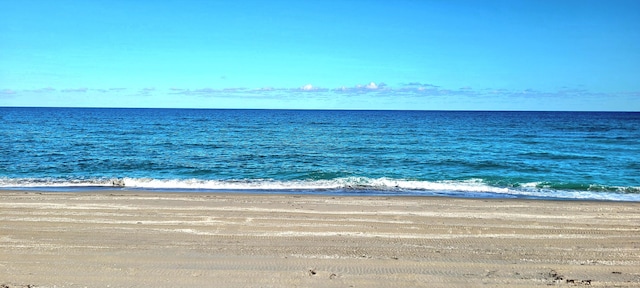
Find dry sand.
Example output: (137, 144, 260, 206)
(1, 190, 639, 287)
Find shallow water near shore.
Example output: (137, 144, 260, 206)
(1, 107, 639, 201)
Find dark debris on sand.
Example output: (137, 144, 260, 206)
(1, 284, 36, 288)
(545, 269, 593, 286)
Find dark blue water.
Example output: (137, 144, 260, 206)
(1, 107, 638, 201)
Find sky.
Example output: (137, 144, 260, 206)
(1, 0, 639, 111)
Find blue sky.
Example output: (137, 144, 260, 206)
(1, 0, 639, 110)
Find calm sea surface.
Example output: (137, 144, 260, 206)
(1, 107, 638, 201)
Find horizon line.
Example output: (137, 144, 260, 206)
(1, 106, 638, 113)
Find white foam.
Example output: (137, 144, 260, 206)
(0, 177, 110, 187)
(121, 177, 342, 190)
(119, 177, 515, 194)
(1, 177, 638, 201)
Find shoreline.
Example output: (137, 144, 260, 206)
(2, 186, 639, 202)
(2, 190, 639, 287)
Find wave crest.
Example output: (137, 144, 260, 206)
(0, 177, 638, 201)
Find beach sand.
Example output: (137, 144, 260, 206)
(1, 191, 639, 287)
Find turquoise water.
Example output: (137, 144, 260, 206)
(1, 107, 638, 201)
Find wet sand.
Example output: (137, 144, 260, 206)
(1, 191, 639, 287)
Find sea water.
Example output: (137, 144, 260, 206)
(1, 107, 638, 201)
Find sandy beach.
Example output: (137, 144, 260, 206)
(1, 191, 639, 287)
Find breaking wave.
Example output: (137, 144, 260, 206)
(1, 177, 638, 201)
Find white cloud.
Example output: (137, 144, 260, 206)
(4, 83, 631, 111)
(60, 88, 88, 93)
(260, 87, 275, 91)
(405, 82, 439, 88)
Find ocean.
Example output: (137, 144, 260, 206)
(1, 107, 638, 201)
